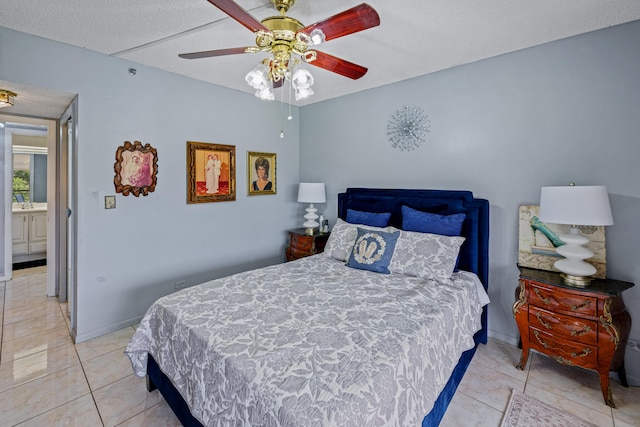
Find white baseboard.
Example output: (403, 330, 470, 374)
(74, 316, 143, 343)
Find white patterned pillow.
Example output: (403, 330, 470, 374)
(389, 230, 465, 282)
(324, 218, 395, 261)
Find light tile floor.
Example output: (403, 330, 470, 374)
(1, 267, 639, 426)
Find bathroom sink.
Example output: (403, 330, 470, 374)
(12, 203, 48, 212)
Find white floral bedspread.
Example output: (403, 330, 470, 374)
(125, 255, 488, 426)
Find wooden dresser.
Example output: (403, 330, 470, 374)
(513, 266, 633, 407)
(285, 229, 330, 261)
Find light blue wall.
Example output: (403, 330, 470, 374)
(2, 19, 639, 384)
(0, 26, 302, 341)
(300, 20, 640, 383)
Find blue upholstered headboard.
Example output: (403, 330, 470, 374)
(338, 188, 490, 343)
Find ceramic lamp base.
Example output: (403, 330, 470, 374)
(554, 229, 596, 286)
(302, 203, 319, 235)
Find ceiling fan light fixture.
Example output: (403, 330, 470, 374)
(309, 29, 326, 45)
(255, 86, 275, 101)
(190, 1, 380, 103)
(291, 64, 313, 88)
(294, 85, 313, 101)
(245, 62, 269, 88)
(0, 89, 17, 108)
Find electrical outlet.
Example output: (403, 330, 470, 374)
(628, 339, 640, 353)
(174, 280, 187, 290)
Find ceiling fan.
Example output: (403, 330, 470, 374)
(179, 0, 380, 100)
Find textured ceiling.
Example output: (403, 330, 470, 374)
(1, 0, 639, 115)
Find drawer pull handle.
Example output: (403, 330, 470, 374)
(534, 331, 593, 360)
(535, 312, 552, 329)
(570, 300, 592, 311)
(551, 350, 592, 365)
(533, 330, 551, 349)
(570, 348, 592, 358)
(570, 325, 592, 337)
(533, 288, 552, 305)
(552, 355, 576, 366)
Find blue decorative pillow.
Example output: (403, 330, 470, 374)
(401, 205, 466, 236)
(346, 209, 391, 227)
(346, 228, 399, 274)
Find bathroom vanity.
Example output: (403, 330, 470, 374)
(12, 203, 47, 262)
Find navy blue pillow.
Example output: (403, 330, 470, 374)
(401, 205, 465, 236)
(346, 228, 399, 274)
(346, 209, 391, 227)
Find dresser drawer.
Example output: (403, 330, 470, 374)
(288, 246, 313, 259)
(529, 327, 598, 369)
(290, 234, 313, 251)
(528, 282, 597, 317)
(529, 306, 598, 345)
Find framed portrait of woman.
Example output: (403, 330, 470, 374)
(114, 140, 158, 197)
(247, 151, 276, 196)
(187, 141, 236, 204)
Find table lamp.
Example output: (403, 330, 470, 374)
(538, 184, 613, 286)
(297, 183, 326, 235)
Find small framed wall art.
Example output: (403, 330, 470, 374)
(114, 140, 158, 197)
(247, 151, 276, 196)
(187, 141, 236, 204)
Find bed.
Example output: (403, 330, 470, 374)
(126, 188, 490, 426)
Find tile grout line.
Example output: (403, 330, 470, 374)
(0, 281, 5, 365)
(524, 352, 616, 425)
(58, 293, 107, 427)
(0, 273, 81, 425)
(2, 270, 103, 426)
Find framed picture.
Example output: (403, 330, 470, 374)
(187, 141, 236, 204)
(247, 151, 276, 196)
(114, 141, 158, 197)
(518, 205, 606, 278)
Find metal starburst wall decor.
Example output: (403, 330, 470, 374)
(386, 105, 431, 151)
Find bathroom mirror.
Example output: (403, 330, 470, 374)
(13, 144, 47, 203)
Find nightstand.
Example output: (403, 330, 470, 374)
(285, 229, 330, 261)
(513, 266, 634, 407)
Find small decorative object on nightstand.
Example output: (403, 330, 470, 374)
(285, 228, 330, 261)
(513, 266, 633, 408)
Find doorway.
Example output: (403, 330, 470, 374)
(1, 96, 78, 339)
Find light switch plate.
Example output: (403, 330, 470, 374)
(105, 195, 116, 209)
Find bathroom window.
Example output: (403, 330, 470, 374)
(13, 153, 31, 202)
(12, 149, 47, 203)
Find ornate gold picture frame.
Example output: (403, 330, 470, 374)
(247, 151, 276, 196)
(114, 141, 158, 197)
(187, 141, 236, 204)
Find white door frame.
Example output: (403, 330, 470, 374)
(1, 114, 56, 288)
(58, 98, 78, 338)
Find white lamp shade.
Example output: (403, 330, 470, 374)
(538, 185, 613, 226)
(297, 183, 326, 203)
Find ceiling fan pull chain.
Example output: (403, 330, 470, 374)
(288, 74, 293, 121)
(280, 85, 285, 139)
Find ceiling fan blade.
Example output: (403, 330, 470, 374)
(206, 0, 269, 33)
(305, 50, 368, 80)
(298, 3, 380, 44)
(179, 47, 254, 59)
